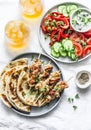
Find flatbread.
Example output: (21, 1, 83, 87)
(5, 66, 30, 112)
(17, 71, 39, 106)
(0, 58, 28, 108)
(0, 58, 28, 77)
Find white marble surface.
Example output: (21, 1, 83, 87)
(0, 0, 91, 130)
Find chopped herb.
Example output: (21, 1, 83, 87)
(44, 34, 49, 40)
(33, 91, 39, 97)
(35, 75, 41, 83)
(72, 19, 77, 26)
(31, 55, 35, 61)
(40, 87, 46, 92)
(68, 97, 71, 103)
(88, 18, 91, 22)
(71, 98, 74, 102)
(73, 105, 77, 110)
(75, 94, 80, 99)
(54, 85, 61, 91)
(45, 20, 49, 26)
(77, 9, 81, 14)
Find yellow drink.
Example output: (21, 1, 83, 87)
(5, 20, 30, 51)
(20, 0, 43, 19)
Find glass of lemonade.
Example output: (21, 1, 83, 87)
(5, 20, 30, 52)
(20, 0, 43, 19)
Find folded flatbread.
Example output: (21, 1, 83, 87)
(5, 66, 30, 112)
(0, 58, 28, 108)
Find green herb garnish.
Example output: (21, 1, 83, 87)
(75, 94, 80, 99)
(44, 34, 49, 40)
(40, 87, 46, 92)
(45, 20, 49, 26)
(72, 19, 77, 26)
(35, 75, 41, 83)
(31, 55, 35, 61)
(68, 97, 74, 103)
(73, 105, 77, 110)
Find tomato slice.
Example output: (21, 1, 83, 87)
(70, 33, 85, 42)
(73, 42, 83, 57)
(83, 30, 91, 38)
(83, 45, 91, 56)
(87, 38, 91, 45)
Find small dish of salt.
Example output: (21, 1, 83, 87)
(75, 70, 91, 89)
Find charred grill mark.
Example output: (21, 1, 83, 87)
(9, 82, 16, 96)
(19, 85, 23, 92)
(24, 67, 28, 72)
(1, 94, 10, 104)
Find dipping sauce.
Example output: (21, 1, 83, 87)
(78, 72, 89, 85)
(71, 8, 91, 32)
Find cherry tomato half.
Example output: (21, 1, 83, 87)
(83, 30, 91, 38)
(73, 42, 83, 57)
(70, 33, 85, 42)
(83, 45, 91, 56)
(87, 38, 91, 45)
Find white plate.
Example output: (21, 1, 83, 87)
(38, 2, 91, 63)
(11, 52, 64, 117)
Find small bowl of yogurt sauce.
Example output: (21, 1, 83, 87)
(75, 70, 91, 89)
(70, 8, 91, 32)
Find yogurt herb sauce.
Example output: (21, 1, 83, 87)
(72, 8, 91, 32)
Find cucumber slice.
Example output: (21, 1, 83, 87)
(53, 42, 61, 53)
(70, 5, 78, 11)
(62, 39, 73, 51)
(58, 5, 66, 13)
(51, 48, 60, 58)
(59, 47, 67, 57)
(69, 9, 76, 16)
(67, 5, 71, 13)
(68, 51, 72, 57)
(62, 8, 69, 17)
(69, 53, 78, 61)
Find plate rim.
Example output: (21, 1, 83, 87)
(11, 52, 64, 117)
(38, 2, 91, 64)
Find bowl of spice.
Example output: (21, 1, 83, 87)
(70, 8, 91, 32)
(75, 70, 91, 89)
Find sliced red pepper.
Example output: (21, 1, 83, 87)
(60, 18, 69, 29)
(41, 23, 46, 33)
(49, 42, 54, 46)
(51, 12, 65, 21)
(57, 29, 64, 41)
(45, 15, 53, 22)
(51, 27, 58, 31)
(62, 33, 69, 38)
(51, 30, 58, 42)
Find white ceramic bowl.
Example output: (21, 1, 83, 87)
(75, 70, 91, 89)
(70, 8, 91, 33)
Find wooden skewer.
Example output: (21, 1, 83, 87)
(66, 76, 73, 83)
(35, 93, 42, 103)
(38, 53, 42, 60)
